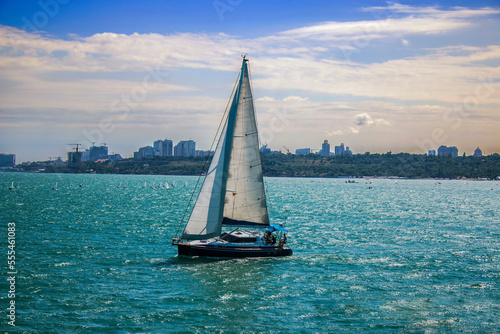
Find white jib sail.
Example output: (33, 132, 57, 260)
(223, 64, 270, 226)
(181, 119, 231, 239)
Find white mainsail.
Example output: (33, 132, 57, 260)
(181, 58, 269, 240)
(223, 63, 269, 226)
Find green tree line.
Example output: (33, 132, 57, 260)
(32, 153, 500, 179)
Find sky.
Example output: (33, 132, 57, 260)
(1, 0, 499, 162)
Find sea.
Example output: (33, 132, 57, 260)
(1, 173, 499, 333)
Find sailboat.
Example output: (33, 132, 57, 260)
(172, 57, 292, 258)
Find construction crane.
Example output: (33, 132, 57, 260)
(68, 144, 81, 152)
(283, 146, 290, 154)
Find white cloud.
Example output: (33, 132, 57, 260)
(282, 96, 309, 102)
(354, 113, 391, 127)
(256, 96, 275, 102)
(275, 5, 500, 44)
(326, 130, 344, 136)
(1, 3, 500, 159)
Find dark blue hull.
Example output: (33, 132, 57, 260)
(177, 243, 292, 258)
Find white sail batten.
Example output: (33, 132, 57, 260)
(223, 64, 270, 226)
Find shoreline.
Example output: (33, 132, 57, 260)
(2, 170, 498, 181)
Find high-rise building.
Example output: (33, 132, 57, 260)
(0, 154, 16, 167)
(295, 148, 311, 155)
(67, 151, 82, 168)
(154, 139, 173, 156)
(174, 140, 196, 157)
(162, 139, 173, 157)
(134, 145, 154, 159)
(334, 143, 345, 156)
(473, 147, 483, 157)
(437, 145, 458, 157)
(82, 149, 91, 161)
(153, 140, 163, 156)
(89, 145, 108, 161)
(428, 150, 436, 156)
(320, 140, 330, 156)
(345, 146, 353, 155)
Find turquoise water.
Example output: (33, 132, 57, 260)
(1, 173, 499, 333)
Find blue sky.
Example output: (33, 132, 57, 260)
(1, 0, 499, 162)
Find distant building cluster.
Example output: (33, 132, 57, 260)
(333, 142, 352, 156)
(82, 145, 109, 161)
(427, 146, 483, 158)
(2, 139, 490, 168)
(260, 145, 281, 155)
(295, 140, 352, 157)
(133, 139, 212, 159)
(66, 144, 123, 168)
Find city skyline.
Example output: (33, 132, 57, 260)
(2, 137, 492, 165)
(1, 0, 499, 163)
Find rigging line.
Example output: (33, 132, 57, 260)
(174, 71, 241, 239)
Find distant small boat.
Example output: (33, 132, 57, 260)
(142, 182, 146, 188)
(165, 182, 171, 190)
(118, 182, 122, 188)
(9, 182, 14, 190)
(52, 182, 58, 190)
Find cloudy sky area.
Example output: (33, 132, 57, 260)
(1, 0, 499, 162)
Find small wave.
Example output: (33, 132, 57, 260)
(54, 262, 72, 267)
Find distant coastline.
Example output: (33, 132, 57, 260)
(7, 153, 500, 180)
